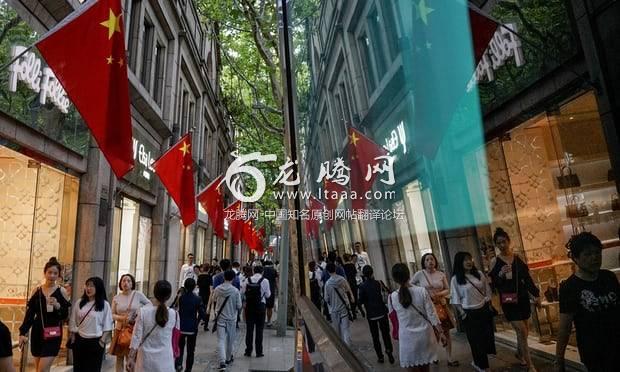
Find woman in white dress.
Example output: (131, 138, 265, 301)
(127, 280, 178, 372)
(389, 263, 446, 371)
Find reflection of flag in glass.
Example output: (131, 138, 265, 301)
(396, 0, 493, 230)
(348, 127, 389, 211)
(468, 7, 498, 63)
(305, 196, 324, 239)
(197, 175, 225, 239)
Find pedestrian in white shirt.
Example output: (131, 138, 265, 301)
(240, 265, 271, 357)
(179, 253, 196, 289)
(68, 277, 113, 372)
(450, 252, 496, 372)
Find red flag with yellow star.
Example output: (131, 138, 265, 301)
(197, 175, 225, 239)
(348, 127, 388, 211)
(225, 201, 243, 244)
(36, 0, 133, 178)
(153, 133, 196, 226)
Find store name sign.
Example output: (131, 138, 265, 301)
(7, 45, 71, 113)
(132, 137, 155, 180)
(383, 121, 407, 157)
(474, 23, 525, 83)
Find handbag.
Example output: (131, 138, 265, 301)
(566, 195, 588, 218)
(387, 295, 399, 340)
(172, 311, 181, 359)
(115, 291, 137, 351)
(500, 258, 518, 305)
(421, 271, 451, 324)
(66, 302, 95, 349)
(557, 165, 580, 189)
(38, 288, 62, 341)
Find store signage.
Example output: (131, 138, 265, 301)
(7, 45, 71, 113)
(132, 137, 155, 181)
(474, 23, 525, 83)
(383, 121, 407, 157)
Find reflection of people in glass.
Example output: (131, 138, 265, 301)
(555, 232, 620, 372)
(18, 257, 71, 372)
(545, 278, 559, 303)
(489, 228, 540, 370)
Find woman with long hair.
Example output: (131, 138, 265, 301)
(450, 252, 496, 372)
(127, 280, 178, 372)
(18, 257, 71, 372)
(389, 263, 445, 371)
(412, 253, 457, 367)
(489, 228, 540, 370)
(110, 274, 150, 371)
(68, 276, 113, 372)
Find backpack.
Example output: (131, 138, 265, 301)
(245, 277, 265, 309)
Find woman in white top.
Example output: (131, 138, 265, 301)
(389, 263, 445, 371)
(412, 253, 457, 366)
(127, 280, 178, 372)
(68, 277, 114, 372)
(449, 252, 496, 372)
(111, 274, 151, 371)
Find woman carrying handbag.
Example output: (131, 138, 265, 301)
(111, 274, 150, 371)
(18, 257, 70, 372)
(489, 228, 540, 371)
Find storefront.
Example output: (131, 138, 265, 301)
(0, 144, 79, 366)
(467, 90, 620, 345)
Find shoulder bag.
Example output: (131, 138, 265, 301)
(66, 302, 95, 349)
(465, 275, 498, 317)
(38, 287, 62, 340)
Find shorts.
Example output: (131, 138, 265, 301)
(265, 294, 275, 309)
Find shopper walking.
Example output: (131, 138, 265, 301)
(18, 257, 70, 372)
(262, 261, 278, 327)
(68, 277, 113, 372)
(197, 264, 212, 331)
(450, 252, 496, 372)
(343, 254, 364, 319)
(175, 278, 207, 372)
(179, 254, 196, 289)
(110, 273, 150, 372)
(324, 262, 354, 346)
(412, 253, 458, 367)
(127, 280, 178, 372)
(212, 270, 242, 371)
(308, 261, 323, 310)
(358, 265, 394, 364)
(555, 232, 620, 372)
(489, 228, 540, 370)
(241, 265, 271, 357)
(390, 263, 444, 371)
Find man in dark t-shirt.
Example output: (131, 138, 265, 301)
(556, 232, 620, 372)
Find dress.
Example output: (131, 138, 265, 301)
(130, 304, 178, 372)
(388, 287, 441, 367)
(489, 256, 539, 321)
(19, 287, 70, 357)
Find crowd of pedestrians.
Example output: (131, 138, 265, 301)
(308, 231, 619, 372)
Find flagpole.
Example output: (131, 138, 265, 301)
(0, 44, 34, 72)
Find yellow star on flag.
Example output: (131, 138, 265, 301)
(106, 56, 114, 64)
(179, 142, 191, 157)
(100, 9, 122, 39)
(416, 0, 434, 25)
(350, 131, 360, 146)
(117, 58, 124, 66)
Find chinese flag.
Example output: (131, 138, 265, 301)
(153, 133, 196, 226)
(36, 0, 133, 178)
(305, 196, 323, 239)
(468, 7, 498, 63)
(348, 127, 388, 211)
(323, 179, 345, 230)
(198, 175, 225, 239)
(225, 201, 243, 244)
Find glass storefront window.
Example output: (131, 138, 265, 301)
(0, 145, 78, 369)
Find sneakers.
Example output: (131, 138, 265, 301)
(470, 361, 485, 372)
(256, 353, 265, 358)
(226, 356, 234, 365)
(266, 322, 273, 328)
(378, 356, 384, 363)
(243, 351, 252, 357)
(218, 363, 227, 371)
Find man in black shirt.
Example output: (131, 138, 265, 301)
(555, 232, 620, 372)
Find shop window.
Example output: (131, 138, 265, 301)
(139, 19, 155, 90)
(152, 41, 166, 105)
(357, 32, 377, 93)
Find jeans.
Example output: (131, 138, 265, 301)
(217, 319, 237, 364)
(368, 316, 392, 359)
(245, 305, 266, 354)
(330, 313, 351, 346)
(175, 333, 197, 371)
